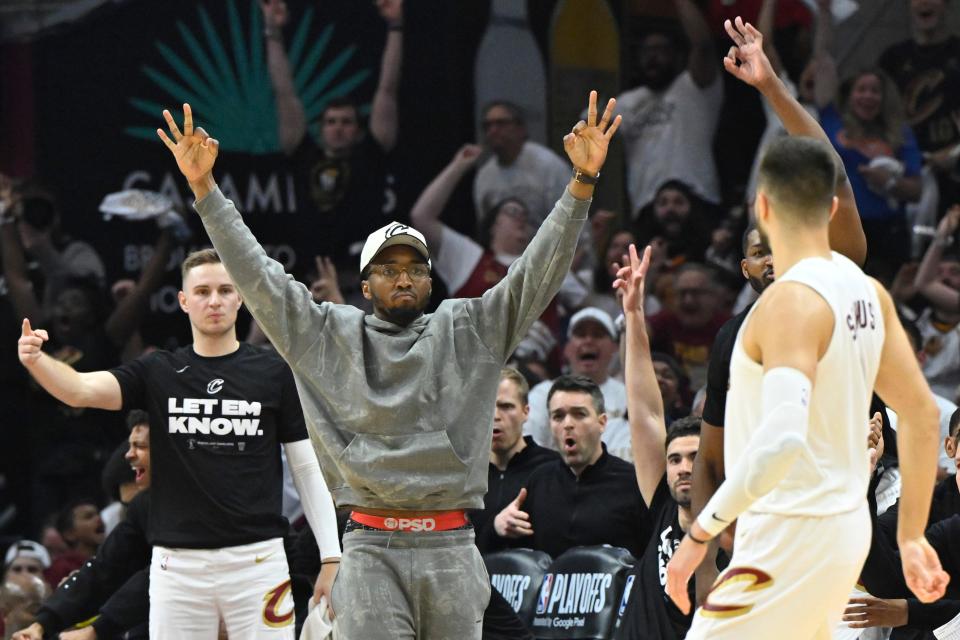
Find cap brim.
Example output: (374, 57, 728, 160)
(362, 236, 431, 273)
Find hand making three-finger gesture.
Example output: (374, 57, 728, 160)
(157, 104, 219, 200)
(563, 91, 622, 179)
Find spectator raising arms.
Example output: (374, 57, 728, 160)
(811, 6, 922, 276)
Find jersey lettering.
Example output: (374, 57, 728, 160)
(167, 397, 264, 436)
(168, 416, 262, 436)
(846, 299, 877, 340)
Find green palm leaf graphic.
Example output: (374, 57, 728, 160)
(126, 0, 372, 154)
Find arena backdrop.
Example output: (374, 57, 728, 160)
(26, 0, 490, 347)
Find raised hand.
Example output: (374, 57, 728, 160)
(310, 256, 345, 305)
(157, 104, 219, 193)
(453, 144, 483, 167)
(936, 204, 960, 240)
(563, 91, 622, 176)
(494, 488, 534, 538)
(18, 318, 49, 366)
(376, 0, 403, 24)
(900, 536, 950, 602)
(613, 244, 652, 316)
(723, 17, 776, 90)
(260, 0, 288, 29)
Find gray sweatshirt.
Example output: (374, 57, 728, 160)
(195, 186, 589, 510)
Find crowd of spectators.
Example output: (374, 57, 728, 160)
(3, 0, 960, 638)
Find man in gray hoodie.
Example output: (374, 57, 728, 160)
(157, 91, 621, 639)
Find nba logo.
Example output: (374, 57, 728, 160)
(618, 575, 635, 617)
(536, 574, 553, 614)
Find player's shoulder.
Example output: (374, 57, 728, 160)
(862, 274, 895, 315)
(755, 277, 832, 318)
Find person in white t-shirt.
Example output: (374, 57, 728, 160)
(613, 0, 722, 214)
(474, 101, 571, 226)
(525, 307, 628, 458)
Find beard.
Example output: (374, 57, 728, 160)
(669, 479, 692, 508)
(378, 302, 426, 327)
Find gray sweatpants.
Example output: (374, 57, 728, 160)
(330, 528, 491, 639)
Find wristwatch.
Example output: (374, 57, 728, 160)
(573, 167, 599, 185)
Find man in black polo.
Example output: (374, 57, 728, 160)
(490, 375, 649, 559)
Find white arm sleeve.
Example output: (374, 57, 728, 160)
(283, 439, 341, 560)
(697, 367, 812, 537)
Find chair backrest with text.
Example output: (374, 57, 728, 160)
(529, 545, 636, 640)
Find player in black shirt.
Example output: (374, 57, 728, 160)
(18, 250, 341, 640)
(612, 243, 701, 639)
(700, 225, 773, 434)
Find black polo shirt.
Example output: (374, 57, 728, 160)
(494, 447, 651, 559)
(473, 436, 561, 554)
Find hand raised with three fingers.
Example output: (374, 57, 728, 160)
(157, 104, 219, 189)
(723, 17, 776, 91)
(563, 91, 622, 176)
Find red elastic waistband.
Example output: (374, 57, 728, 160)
(349, 510, 469, 532)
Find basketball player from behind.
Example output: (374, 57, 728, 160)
(664, 19, 949, 638)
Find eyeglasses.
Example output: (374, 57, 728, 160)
(367, 264, 431, 281)
(482, 117, 516, 130)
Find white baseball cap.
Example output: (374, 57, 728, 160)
(4, 539, 51, 569)
(359, 222, 431, 274)
(567, 307, 618, 340)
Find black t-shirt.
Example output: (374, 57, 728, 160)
(499, 448, 651, 559)
(110, 343, 308, 548)
(879, 37, 960, 153)
(473, 437, 562, 554)
(701, 306, 751, 427)
(290, 135, 392, 271)
(616, 477, 692, 640)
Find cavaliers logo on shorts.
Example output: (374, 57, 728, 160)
(701, 567, 774, 619)
(262, 580, 294, 628)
